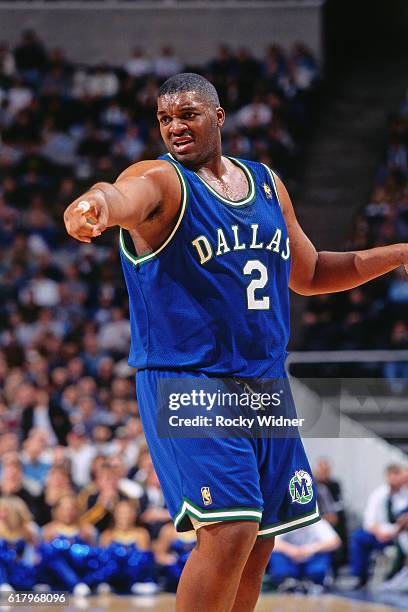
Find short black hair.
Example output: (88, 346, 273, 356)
(158, 73, 220, 107)
(386, 464, 401, 473)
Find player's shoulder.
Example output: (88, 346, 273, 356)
(229, 155, 272, 173)
(230, 156, 280, 189)
(116, 158, 178, 183)
(227, 155, 261, 171)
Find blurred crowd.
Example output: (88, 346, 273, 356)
(0, 29, 321, 595)
(300, 94, 408, 358)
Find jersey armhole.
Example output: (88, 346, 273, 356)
(261, 163, 282, 209)
(119, 161, 189, 266)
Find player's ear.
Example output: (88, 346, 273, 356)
(216, 107, 225, 127)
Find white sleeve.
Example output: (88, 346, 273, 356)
(363, 486, 390, 530)
(313, 519, 338, 541)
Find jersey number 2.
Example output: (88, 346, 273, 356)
(243, 260, 270, 310)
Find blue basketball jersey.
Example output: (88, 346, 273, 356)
(119, 154, 291, 377)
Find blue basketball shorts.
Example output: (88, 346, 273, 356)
(136, 369, 320, 538)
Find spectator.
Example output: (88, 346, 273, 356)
(124, 47, 151, 79)
(39, 494, 97, 596)
(153, 45, 183, 79)
(0, 453, 42, 523)
(388, 268, 408, 306)
(376, 466, 408, 592)
(21, 431, 51, 490)
(139, 459, 171, 539)
(14, 30, 47, 80)
(7, 78, 32, 116)
(108, 417, 144, 468)
(26, 271, 60, 308)
(97, 307, 131, 355)
(349, 464, 408, 587)
(0, 42, 15, 77)
(383, 321, 408, 393)
(314, 457, 348, 562)
(154, 522, 196, 592)
(78, 462, 124, 533)
(0, 496, 37, 591)
(42, 122, 76, 168)
(100, 99, 128, 134)
(71, 395, 109, 438)
(36, 465, 75, 526)
(99, 499, 154, 594)
(92, 424, 114, 455)
(20, 388, 71, 445)
(42, 494, 96, 543)
(0, 432, 19, 458)
(117, 125, 145, 162)
(66, 425, 96, 489)
(291, 42, 319, 91)
(267, 519, 341, 592)
(235, 94, 273, 131)
(105, 398, 130, 431)
(86, 65, 119, 99)
(108, 454, 145, 502)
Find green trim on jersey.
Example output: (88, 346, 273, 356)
(166, 153, 256, 207)
(174, 497, 262, 531)
(119, 161, 188, 266)
(194, 157, 256, 206)
(261, 163, 282, 209)
(257, 505, 320, 539)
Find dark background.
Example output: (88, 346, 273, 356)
(324, 0, 408, 72)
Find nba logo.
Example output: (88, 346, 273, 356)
(201, 487, 213, 506)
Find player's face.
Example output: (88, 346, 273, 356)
(157, 91, 225, 168)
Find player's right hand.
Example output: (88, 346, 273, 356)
(63, 189, 109, 243)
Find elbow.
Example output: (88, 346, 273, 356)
(90, 181, 112, 191)
(290, 252, 321, 296)
(293, 288, 315, 297)
(291, 278, 331, 296)
(290, 282, 318, 296)
(290, 262, 319, 296)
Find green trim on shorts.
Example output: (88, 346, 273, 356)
(174, 497, 262, 532)
(257, 505, 321, 539)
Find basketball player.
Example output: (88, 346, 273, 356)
(64, 74, 408, 611)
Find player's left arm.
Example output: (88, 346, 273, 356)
(275, 174, 408, 296)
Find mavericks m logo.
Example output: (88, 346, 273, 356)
(289, 470, 313, 505)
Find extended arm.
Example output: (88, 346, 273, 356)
(63, 160, 181, 243)
(275, 174, 408, 296)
